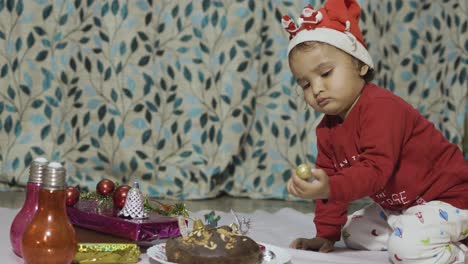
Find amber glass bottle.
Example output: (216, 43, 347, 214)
(22, 162, 77, 264)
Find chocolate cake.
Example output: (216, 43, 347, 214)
(165, 226, 262, 264)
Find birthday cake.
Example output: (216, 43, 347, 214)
(165, 225, 262, 264)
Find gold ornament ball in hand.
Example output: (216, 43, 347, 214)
(295, 163, 312, 180)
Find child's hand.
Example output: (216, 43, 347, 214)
(289, 237, 335, 252)
(287, 168, 330, 199)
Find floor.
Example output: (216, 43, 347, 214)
(1, 191, 371, 214)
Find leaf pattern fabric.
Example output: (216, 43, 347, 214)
(0, 0, 466, 199)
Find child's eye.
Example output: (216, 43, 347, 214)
(321, 70, 332, 77)
(296, 80, 310, 90)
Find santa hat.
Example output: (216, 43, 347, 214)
(282, 0, 374, 69)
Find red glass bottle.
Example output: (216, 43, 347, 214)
(22, 162, 77, 264)
(9, 157, 48, 257)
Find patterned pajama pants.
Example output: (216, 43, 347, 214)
(342, 201, 468, 264)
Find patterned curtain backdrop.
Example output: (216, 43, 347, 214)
(0, 0, 466, 199)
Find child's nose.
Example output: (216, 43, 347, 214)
(312, 83, 323, 97)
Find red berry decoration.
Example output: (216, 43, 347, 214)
(96, 179, 115, 195)
(113, 184, 131, 209)
(65, 186, 80, 207)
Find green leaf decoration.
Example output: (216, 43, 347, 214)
(42, 5, 53, 20)
(111, 0, 119, 15)
(6, 0, 14, 12)
(35, 50, 48, 61)
(0, 64, 8, 78)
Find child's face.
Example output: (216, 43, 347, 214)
(289, 43, 365, 120)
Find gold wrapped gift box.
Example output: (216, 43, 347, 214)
(73, 243, 140, 264)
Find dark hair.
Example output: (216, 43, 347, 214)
(289, 41, 375, 83)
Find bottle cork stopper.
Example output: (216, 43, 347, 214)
(34, 157, 48, 163)
(48, 161, 63, 168)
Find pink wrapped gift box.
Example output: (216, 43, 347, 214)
(66, 200, 181, 242)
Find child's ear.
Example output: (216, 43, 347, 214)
(359, 65, 369, 76)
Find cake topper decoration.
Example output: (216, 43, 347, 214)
(193, 219, 205, 230)
(204, 210, 221, 228)
(177, 216, 189, 238)
(230, 209, 251, 235)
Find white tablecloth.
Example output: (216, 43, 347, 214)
(1, 207, 388, 263)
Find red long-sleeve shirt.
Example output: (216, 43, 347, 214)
(314, 83, 468, 241)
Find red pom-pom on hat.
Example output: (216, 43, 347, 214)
(324, 0, 365, 46)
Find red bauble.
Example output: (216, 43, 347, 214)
(65, 186, 80, 206)
(96, 179, 115, 195)
(113, 185, 131, 209)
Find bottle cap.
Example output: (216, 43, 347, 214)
(29, 157, 48, 184)
(42, 162, 66, 190)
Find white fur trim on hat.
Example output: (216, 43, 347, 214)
(287, 27, 374, 69)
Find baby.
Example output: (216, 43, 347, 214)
(282, 0, 468, 263)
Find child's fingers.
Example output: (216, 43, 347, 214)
(287, 179, 298, 196)
(289, 238, 303, 249)
(311, 168, 326, 181)
(319, 241, 334, 253)
(288, 177, 309, 198)
(291, 171, 307, 193)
